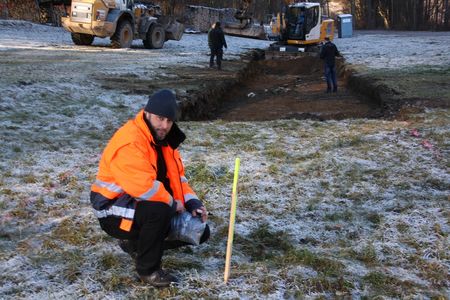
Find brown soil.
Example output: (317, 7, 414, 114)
(214, 56, 382, 121)
(94, 52, 383, 121)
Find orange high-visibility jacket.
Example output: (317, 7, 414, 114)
(90, 110, 198, 229)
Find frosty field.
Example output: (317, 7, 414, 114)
(0, 21, 449, 298)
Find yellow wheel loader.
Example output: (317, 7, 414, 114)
(270, 1, 334, 52)
(61, 0, 184, 49)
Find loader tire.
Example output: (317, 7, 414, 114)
(143, 24, 165, 49)
(71, 33, 94, 46)
(111, 20, 133, 48)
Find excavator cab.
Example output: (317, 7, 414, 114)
(285, 5, 319, 40)
(269, 1, 333, 53)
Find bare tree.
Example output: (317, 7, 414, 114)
(153, 0, 449, 30)
(445, 0, 449, 27)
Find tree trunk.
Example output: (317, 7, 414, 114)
(390, 0, 394, 27)
(349, 0, 356, 28)
(0, 0, 9, 19)
(134, 0, 449, 31)
(434, 0, 439, 29)
(413, 0, 417, 29)
(366, 0, 370, 28)
(424, 0, 430, 26)
(445, 0, 449, 28)
(5, 0, 40, 22)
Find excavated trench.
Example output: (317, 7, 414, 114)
(179, 51, 385, 121)
(96, 50, 389, 121)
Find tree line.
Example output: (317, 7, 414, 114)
(152, 0, 449, 30)
(348, 0, 449, 30)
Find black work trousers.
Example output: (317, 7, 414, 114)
(210, 47, 223, 69)
(99, 201, 172, 275)
(99, 201, 209, 276)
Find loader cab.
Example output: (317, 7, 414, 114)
(126, 0, 133, 10)
(285, 3, 320, 41)
(115, 0, 133, 10)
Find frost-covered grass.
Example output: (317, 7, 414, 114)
(0, 21, 449, 298)
(1, 112, 448, 298)
(334, 30, 450, 70)
(335, 31, 450, 104)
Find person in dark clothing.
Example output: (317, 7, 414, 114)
(319, 37, 341, 93)
(90, 89, 210, 287)
(208, 21, 227, 70)
(294, 9, 305, 37)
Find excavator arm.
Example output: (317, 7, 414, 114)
(234, 0, 252, 20)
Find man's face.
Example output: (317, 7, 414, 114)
(146, 112, 173, 141)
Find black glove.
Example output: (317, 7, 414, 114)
(185, 198, 203, 213)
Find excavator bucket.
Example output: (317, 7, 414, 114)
(223, 21, 267, 40)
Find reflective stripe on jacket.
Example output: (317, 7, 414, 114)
(90, 109, 198, 225)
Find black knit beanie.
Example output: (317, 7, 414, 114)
(144, 89, 178, 121)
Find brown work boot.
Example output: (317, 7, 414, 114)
(139, 269, 179, 287)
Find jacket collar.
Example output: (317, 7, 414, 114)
(135, 109, 186, 149)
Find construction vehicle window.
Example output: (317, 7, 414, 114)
(305, 6, 319, 32)
(286, 7, 308, 38)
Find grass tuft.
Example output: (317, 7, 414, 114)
(324, 210, 353, 222)
(62, 250, 85, 283)
(101, 272, 135, 291)
(279, 248, 344, 277)
(353, 244, 378, 265)
(235, 223, 293, 261)
(366, 212, 382, 227)
(260, 275, 278, 294)
(21, 173, 37, 184)
(162, 256, 204, 271)
(362, 271, 416, 296)
(265, 147, 287, 159)
(185, 163, 231, 186)
(100, 252, 121, 270)
(52, 218, 93, 246)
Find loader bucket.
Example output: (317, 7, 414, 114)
(165, 21, 184, 41)
(158, 16, 184, 41)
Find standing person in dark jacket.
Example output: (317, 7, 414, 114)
(320, 37, 341, 93)
(208, 21, 227, 70)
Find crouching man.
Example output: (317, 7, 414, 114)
(90, 89, 209, 287)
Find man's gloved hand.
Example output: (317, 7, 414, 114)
(192, 206, 208, 223)
(185, 199, 208, 223)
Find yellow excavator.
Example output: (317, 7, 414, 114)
(270, 0, 335, 52)
(222, 0, 334, 50)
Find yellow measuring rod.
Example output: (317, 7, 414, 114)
(224, 157, 240, 283)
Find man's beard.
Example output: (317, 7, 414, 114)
(150, 123, 168, 142)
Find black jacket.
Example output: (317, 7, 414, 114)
(320, 41, 340, 66)
(208, 27, 227, 50)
